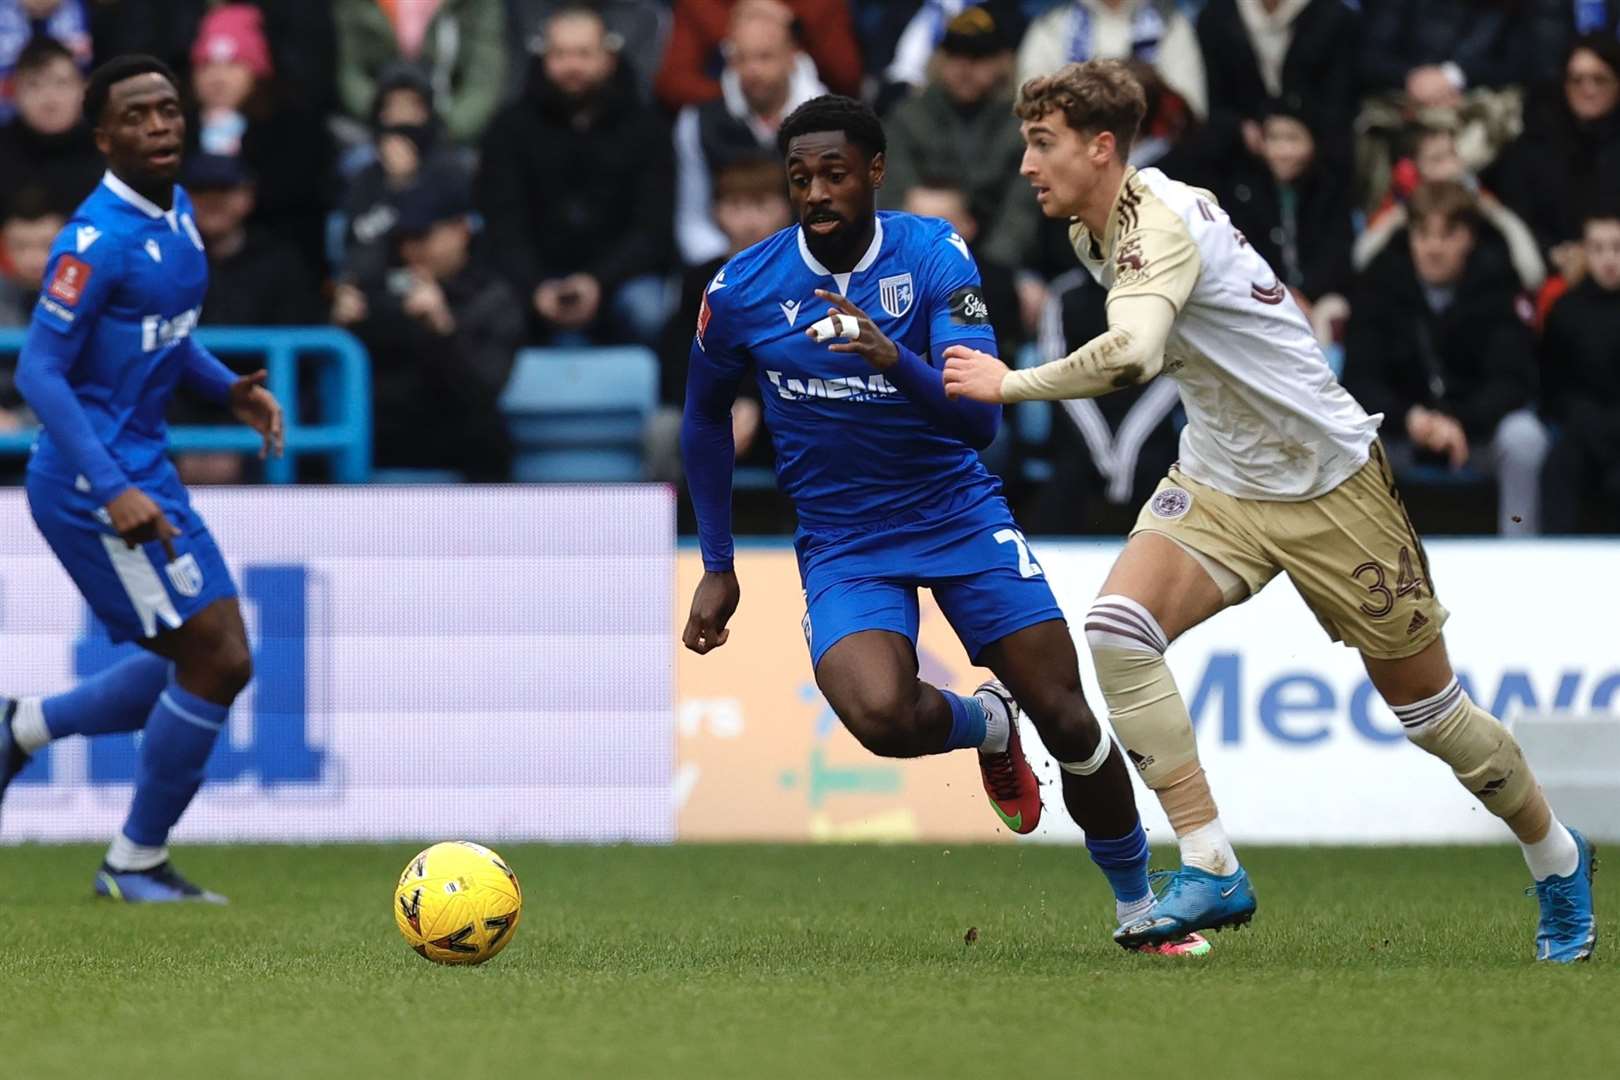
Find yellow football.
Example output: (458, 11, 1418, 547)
(393, 841, 522, 965)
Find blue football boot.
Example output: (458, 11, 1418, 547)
(1114, 865, 1257, 949)
(94, 862, 229, 905)
(0, 698, 31, 823)
(1532, 828, 1596, 963)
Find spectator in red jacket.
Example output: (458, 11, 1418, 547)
(655, 0, 860, 109)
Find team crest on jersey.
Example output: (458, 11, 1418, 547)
(1114, 235, 1149, 286)
(878, 273, 913, 318)
(1149, 486, 1193, 521)
(47, 255, 91, 305)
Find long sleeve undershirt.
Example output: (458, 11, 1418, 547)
(1001, 293, 1177, 403)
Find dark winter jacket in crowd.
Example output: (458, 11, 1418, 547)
(1492, 99, 1620, 255)
(1196, 0, 1360, 161)
(1539, 277, 1620, 460)
(1222, 157, 1355, 301)
(478, 59, 674, 301)
(1358, 0, 1568, 93)
(0, 121, 101, 215)
(202, 227, 324, 328)
(1342, 238, 1535, 439)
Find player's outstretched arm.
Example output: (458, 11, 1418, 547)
(945, 293, 1175, 404)
(809, 289, 1000, 449)
(179, 340, 284, 459)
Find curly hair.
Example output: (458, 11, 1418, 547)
(777, 94, 886, 160)
(1015, 60, 1146, 157)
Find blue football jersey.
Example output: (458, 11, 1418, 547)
(694, 212, 1002, 528)
(25, 172, 210, 485)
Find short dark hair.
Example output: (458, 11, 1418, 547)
(15, 36, 77, 80)
(3, 185, 68, 225)
(83, 54, 179, 127)
(1015, 60, 1146, 158)
(1408, 180, 1480, 234)
(777, 94, 885, 160)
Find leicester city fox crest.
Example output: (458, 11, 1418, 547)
(878, 273, 913, 318)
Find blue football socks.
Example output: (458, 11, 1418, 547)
(121, 680, 229, 849)
(941, 689, 989, 750)
(42, 652, 171, 740)
(1086, 820, 1153, 906)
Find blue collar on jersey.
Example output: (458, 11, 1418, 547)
(102, 170, 181, 230)
(795, 215, 885, 295)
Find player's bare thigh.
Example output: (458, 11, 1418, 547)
(1097, 532, 1230, 642)
(1361, 635, 1456, 707)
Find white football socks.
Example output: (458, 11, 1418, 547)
(105, 834, 169, 873)
(9, 697, 50, 754)
(974, 690, 1010, 754)
(1178, 818, 1241, 877)
(1522, 820, 1580, 881)
(1117, 890, 1156, 925)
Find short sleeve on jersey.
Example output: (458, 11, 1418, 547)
(1107, 225, 1201, 313)
(32, 225, 121, 344)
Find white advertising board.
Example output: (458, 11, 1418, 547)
(0, 486, 675, 844)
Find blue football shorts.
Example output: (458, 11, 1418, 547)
(793, 488, 1064, 668)
(26, 464, 238, 644)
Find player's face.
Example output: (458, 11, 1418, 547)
(97, 73, 185, 183)
(1019, 112, 1110, 220)
(785, 133, 882, 251)
(1565, 47, 1619, 123)
(1584, 219, 1620, 292)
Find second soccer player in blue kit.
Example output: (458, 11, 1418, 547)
(680, 95, 1207, 954)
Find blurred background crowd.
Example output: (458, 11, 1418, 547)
(0, 0, 1616, 537)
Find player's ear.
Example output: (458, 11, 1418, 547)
(1091, 131, 1116, 166)
(869, 150, 886, 191)
(92, 125, 111, 158)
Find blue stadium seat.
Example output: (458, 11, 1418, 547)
(500, 346, 659, 483)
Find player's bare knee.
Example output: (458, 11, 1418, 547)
(1021, 683, 1103, 761)
(200, 637, 253, 701)
(835, 683, 925, 758)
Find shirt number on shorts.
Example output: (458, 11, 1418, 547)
(994, 528, 1044, 579)
(1351, 546, 1426, 617)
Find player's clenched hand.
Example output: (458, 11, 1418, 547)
(229, 369, 285, 459)
(941, 345, 1009, 403)
(807, 289, 898, 370)
(683, 570, 740, 655)
(105, 488, 178, 561)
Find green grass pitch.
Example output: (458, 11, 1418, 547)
(1, 843, 1615, 1079)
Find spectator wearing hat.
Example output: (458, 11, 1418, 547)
(673, 0, 826, 265)
(1017, 0, 1206, 119)
(335, 64, 472, 292)
(188, 3, 334, 277)
(1195, 0, 1359, 170)
(342, 179, 520, 480)
(1219, 97, 1355, 332)
(1342, 180, 1548, 535)
(1539, 206, 1620, 532)
(0, 35, 99, 217)
(335, 0, 508, 145)
(0, 0, 90, 124)
(656, 0, 861, 110)
(881, 5, 1038, 284)
(478, 4, 674, 346)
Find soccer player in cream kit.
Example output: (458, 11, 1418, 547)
(0, 57, 283, 902)
(682, 95, 1209, 954)
(943, 61, 1597, 961)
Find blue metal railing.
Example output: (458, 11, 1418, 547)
(0, 327, 372, 483)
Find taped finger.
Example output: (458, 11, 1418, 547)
(808, 313, 861, 343)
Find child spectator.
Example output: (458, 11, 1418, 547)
(0, 0, 90, 124)
(0, 35, 98, 216)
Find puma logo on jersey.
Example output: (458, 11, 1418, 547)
(141, 306, 201, 351)
(765, 369, 897, 402)
(779, 299, 801, 326)
(75, 226, 101, 253)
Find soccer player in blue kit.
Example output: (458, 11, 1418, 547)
(681, 96, 1207, 954)
(0, 57, 284, 903)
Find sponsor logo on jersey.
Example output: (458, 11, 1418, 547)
(47, 255, 91, 305)
(779, 299, 801, 326)
(764, 369, 897, 402)
(141, 306, 201, 352)
(948, 287, 990, 326)
(1114, 235, 1152, 286)
(878, 273, 914, 318)
(1149, 486, 1193, 520)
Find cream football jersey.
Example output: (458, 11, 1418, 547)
(1069, 167, 1381, 500)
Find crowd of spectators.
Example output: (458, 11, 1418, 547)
(0, 0, 1616, 535)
